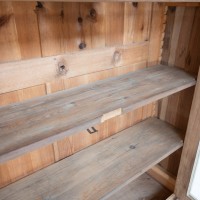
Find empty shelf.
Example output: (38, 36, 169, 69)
(0, 118, 183, 200)
(107, 173, 170, 200)
(0, 65, 195, 162)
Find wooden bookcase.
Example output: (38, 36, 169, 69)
(0, 2, 199, 200)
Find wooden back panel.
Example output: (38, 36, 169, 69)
(0, 2, 166, 187)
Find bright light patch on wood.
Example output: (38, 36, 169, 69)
(188, 141, 200, 200)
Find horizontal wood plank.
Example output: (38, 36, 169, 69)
(107, 173, 170, 200)
(0, 118, 182, 200)
(0, 65, 195, 163)
(0, 42, 148, 94)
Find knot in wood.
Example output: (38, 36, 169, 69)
(78, 17, 83, 24)
(113, 51, 121, 66)
(90, 9, 97, 18)
(58, 63, 68, 76)
(79, 42, 86, 50)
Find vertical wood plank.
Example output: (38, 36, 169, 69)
(161, 7, 176, 65)
(62, 2, 80, 51)
(79, 2, 105, 49)
(168, 7, 185, 66)
(12, 2, 42, 59)
(184, 8, 200, 75)
(174, 8, 195, 69)
(0, 2, 21, 62)
(148, 3, 166, 66)
(123, 2, 152, 44)
(105, 2, 124, 46)
(36, 2, 64, 56)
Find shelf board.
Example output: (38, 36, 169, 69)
(0, 118, 183, 200)
(107, 173, 171, 200)
(0, 65, 195, 163)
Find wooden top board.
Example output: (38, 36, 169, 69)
(0, 118, 182, 200)
(2, 0, 200, 2)
(0, 65, 196, 163)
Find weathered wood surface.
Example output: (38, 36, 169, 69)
(107, 173, 170, 200)
(0, 42, 148, 94)
(0, 118, 183, 200)
(175, 69, 200, 199)
(160, 6, 200, 176)
(0, 65, 195, 163)
(147, 165, 176, 192)
(0, 2, 165, 187)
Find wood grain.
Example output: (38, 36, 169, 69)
(0, 118, 183, 200)
(107, 173, 170, 200)
(175, 68, 200, 199)
(105, 3, 124, 46)
(12, 2, 41, 59)
(0, 2, 21, 62)
(0, 65, 195, 163)
(0, 2, 166, 188)
(148, 3, 166, 66)
(147, 165, 176, 192)
(160, 6, 200, 176)
(0, 42, 148, 94)
(36, 2, 64, 56)
(123, 2, 152, 44)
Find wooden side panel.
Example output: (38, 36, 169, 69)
(160, 6, 200, 175)
(175, 67, 200, 200)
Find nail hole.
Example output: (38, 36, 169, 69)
(129, 145, 136, 149)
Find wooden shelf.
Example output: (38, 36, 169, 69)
(107, 173, 171, 200)
(0, 65, 195, 163)
(0, 118, 183, 199)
